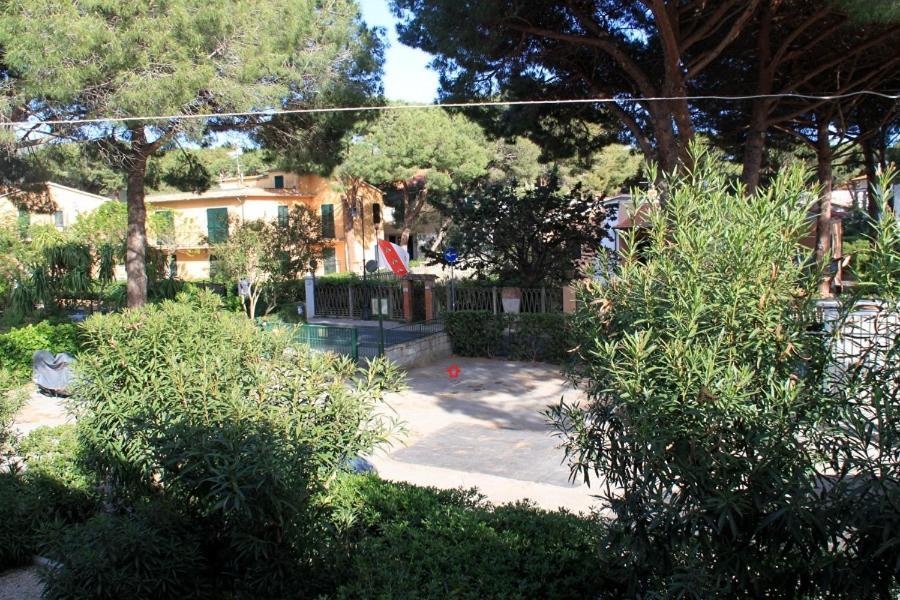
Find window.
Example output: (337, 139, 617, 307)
(278, 205, 288, 227)
(323, 246, 337, 274)
(372, 203, 381, 225)
(206, 207, 229, 243)
(273, 175, 284, 189)
(169, 254, 177, 278)
(17, 208, 29, 238)
(155, 210, 174, 245)
(320, 204, 335, 238)
(54, 210, 64, 228)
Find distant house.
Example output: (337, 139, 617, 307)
(0, 182, 109, 234)
(144, 171, 385, 280)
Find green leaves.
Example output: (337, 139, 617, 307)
(65, 291, 400, 594)
(552, 146, 844, 596)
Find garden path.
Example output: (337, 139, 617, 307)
(368, 357, 599, 513)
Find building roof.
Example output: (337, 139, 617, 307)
(1, 181, 112, 212)
(147, 186, 314, 203)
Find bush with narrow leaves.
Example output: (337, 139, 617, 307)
(56, 289, 400, 598)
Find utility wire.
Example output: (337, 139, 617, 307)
(1, 90, 898, 128)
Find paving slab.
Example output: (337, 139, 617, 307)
(369, 357, 599, 512)
(12, 386, 70, 437)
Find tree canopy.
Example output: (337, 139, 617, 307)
(339, 107, 492, 246)
(0, 0, 383, 306)
(429, 175, 612, 286)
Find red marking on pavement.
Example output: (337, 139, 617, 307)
(447, 364, 461, 379)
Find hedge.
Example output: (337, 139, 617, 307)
(443, 311, 572, 363)
(328, 475, 622, 599)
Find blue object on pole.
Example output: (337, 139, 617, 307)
(443, 247, 458, 264)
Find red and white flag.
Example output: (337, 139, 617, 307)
(376, 240, 409, 277)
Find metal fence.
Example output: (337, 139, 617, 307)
(313, 283, 404, 320)
(431, 285, 564, 315)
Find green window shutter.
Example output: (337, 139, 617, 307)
(274, 175, 284, 189)
(323, 247, 337, 274)
(321, 204, 335, 239)
(278, 205, 288, 227)
(17, 208, 29, 238)
(206, 208, 228, 243)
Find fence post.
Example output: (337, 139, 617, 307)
(541, 287, 546, 313)
(304, 274, 315, 319)
(348, 285, 355, 319)
(446, 283, 452, 313)
(492, 286, 498, 315)
(351, 326, 359, 362)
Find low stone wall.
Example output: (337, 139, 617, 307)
(385, 332, 452, 369)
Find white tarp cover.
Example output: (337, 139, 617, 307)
(32, 350, 76, 395)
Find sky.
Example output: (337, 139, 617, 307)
(358, 0, 440, 104)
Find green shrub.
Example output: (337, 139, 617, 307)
(0, 321, 82, 381)
(444, 310, 505, 357)
(40, 504, 212, 600)
(60, 289, 400, 597)
(0, 367, 25, 453)
(507, 313, 571, 363)
(0, 473, 35, 570)
(328, 475, 620, 599)
(445, 311, 572, 362)
(0, 426, 98, 572)
(552, 148, 843, 597)
(19, 425, 97, 525)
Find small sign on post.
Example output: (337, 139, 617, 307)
(444, 247, 458, 312)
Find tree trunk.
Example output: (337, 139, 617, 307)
(861, 136, 879, 219)
(399, 187, 428, 248)
(430, 216, 453, 251)
(125, 127, 149, 308)
(815, 118, 834, 298)
(742, 4, 774, 195)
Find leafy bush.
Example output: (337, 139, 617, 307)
(59, 289, 399, 597)
(0, 321, 82, 381)
(444, 310, 506, 357)
(445, 311, 572, 362)
(328, 475, 620, 599)
(507, 313, 571, 362)
(40, 504, 212, 600)
(0, 473, 34, 570)
(18, 425, 97, 524)
(0, 367, 24, 453)
(0, 425, 98, 572)
(551, 149, 846, 597)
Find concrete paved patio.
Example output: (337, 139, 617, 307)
(369, 357, 598, 512)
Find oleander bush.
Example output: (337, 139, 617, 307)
(47, 289, 400, 598)
(551, 148, 899, 598)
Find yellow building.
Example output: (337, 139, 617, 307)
(0, 182, 110, 232)
(144, 171, 386, 280)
